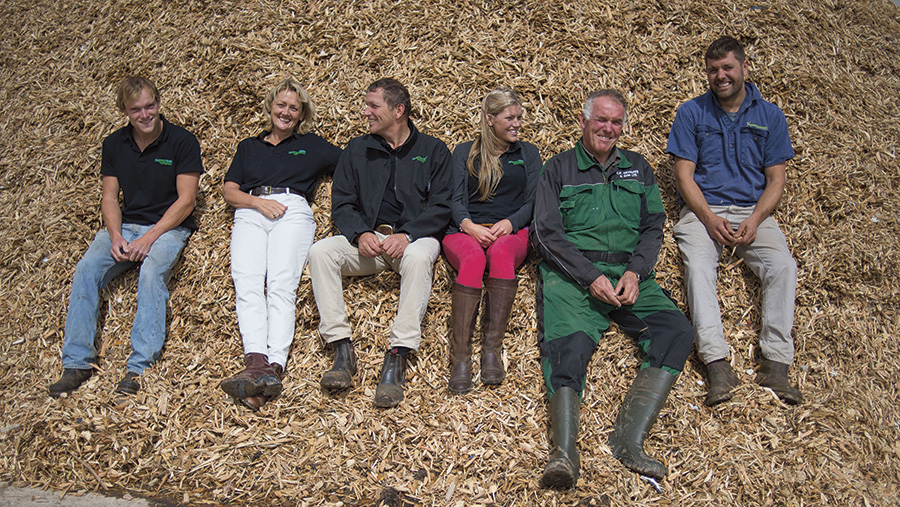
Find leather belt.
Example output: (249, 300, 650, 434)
(250, 186, 304, 198)
(375, 224, 394, 235)
(582, 251, 631, 264)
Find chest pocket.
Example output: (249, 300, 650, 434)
(611, 179, 645, 225)
(740, 126, 768, 170)
(695, 124, 723, 167)
(559, 185, 599, 232)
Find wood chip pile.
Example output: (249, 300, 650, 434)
(1, 0, 899, 505)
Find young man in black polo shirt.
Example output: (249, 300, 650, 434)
(49, 76, 203, 397)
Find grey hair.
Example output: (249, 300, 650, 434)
(582, 89, 628, 125)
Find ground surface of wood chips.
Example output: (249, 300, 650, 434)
(1, 0, 899, 505)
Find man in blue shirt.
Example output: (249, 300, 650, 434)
(667, 36, 802, 406)
(49, 77, 202, 398)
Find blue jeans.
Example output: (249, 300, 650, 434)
(62, 224, 191, 373)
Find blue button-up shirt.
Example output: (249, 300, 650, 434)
(666, 82, 794, 206)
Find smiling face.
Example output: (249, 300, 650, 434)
(123, 87, 161, 139)
(270, 89, 304, 135)
(363, 88, 401, 138)
(488, 103, 523, 147)
(706, 51, 749, 109)
(579, 95, 625, 163)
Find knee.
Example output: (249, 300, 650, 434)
(309, 239, 339, 269)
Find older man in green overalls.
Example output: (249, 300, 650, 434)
(531, 89, 693, 487)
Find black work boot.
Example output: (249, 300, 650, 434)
(220, 353, 278, 399)
(608, 367, 676, 480)
(320, 339, 357, 390)
(49, 368, 93, 398)
(374, 348, 407, 408)
(705, 359, 739, 406)
(116, 371, 141, 395)
(449, 283, 482, 394)
(755, 358, 802, 405)
(481, 277, 517, 385)
(540, 386, 580, 488)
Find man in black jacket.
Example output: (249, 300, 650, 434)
(308, 78, 452, 408)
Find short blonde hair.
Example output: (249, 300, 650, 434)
(116, 76, 160, 112)
(264, 78, 316, 134)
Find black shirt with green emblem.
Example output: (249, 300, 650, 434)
(101, 116, 203, 231)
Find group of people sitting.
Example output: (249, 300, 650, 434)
(47, 36, 803, 487)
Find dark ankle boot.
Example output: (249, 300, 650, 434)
(541, 386, 580, 488)
(374, 348, 407, 408)
(449, 283, 482, 394)
(756, 358, 802, 405)
(481, 277, 517, 385)
(49, 368, 93, 398)
(608, 367, 676, 480)
(320, 339, 357, 390)
(705, 359, 739, 406)
(220, 353, 275, 399)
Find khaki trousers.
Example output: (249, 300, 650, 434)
(308, 233, 440, 350)
(674, 205, 797, 365)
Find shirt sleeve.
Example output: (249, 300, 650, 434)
(223, 139, 247, 184)
(625, 155, 665, 279)
(449, 142, 472, 228)
(763, 106, 794, 168)
(665, 102, 699, 163)
(530, 156, 603, 289)
(175, 131, 203, 175)
(331, 140, 369, 244)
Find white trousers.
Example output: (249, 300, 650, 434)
(230, 193, 314, 367)
(307, 233, 440, 350)
(673, 205, 797, 365)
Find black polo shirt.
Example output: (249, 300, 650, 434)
(224, 131, 341, 200)
(100, 116, 203, 231)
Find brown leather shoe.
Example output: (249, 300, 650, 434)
(220, 353, 280, 399)
(236, 364, 284, 412)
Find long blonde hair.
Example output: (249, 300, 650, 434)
(466, 89, 522, 201)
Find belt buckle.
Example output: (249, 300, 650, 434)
(260, 186, 273, 196)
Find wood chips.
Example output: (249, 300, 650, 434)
(1, 0, 899, 505)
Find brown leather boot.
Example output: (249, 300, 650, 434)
(239, 364, 284, 412)
(755, 358, 803, 405)
(480, 277, 517, 385)
(448, 283, 482, 394)
(220, 353, 279, 399)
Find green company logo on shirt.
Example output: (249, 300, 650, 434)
(155, 158, 173, 166)
(746, 122, 768, 130)
(413, 156, 427, 163)
(508, 159, 525, 166)
(289, 150, 307, 156)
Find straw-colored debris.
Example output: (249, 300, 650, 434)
(1, 0, 899, 505)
